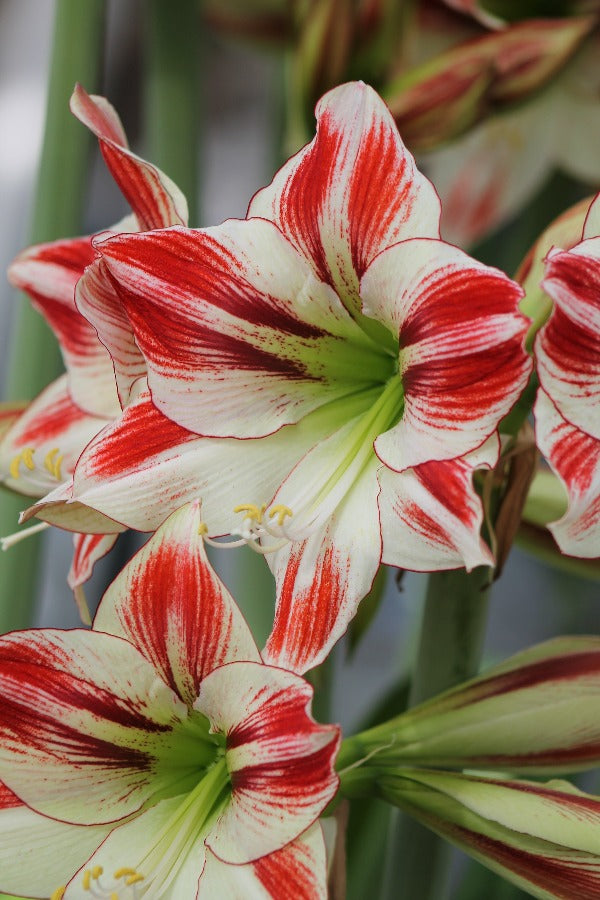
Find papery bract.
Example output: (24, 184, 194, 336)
(0, 502, 339, 899)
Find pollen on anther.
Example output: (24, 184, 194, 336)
(269, 504, 293, 526)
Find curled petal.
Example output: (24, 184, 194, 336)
(534, 390, 600, 558)
(249, 81, 440, 319)
(68, 532, 118, 624)
(94, 502, 260, 707)
(361, 238, 530, 470)
(198, 662, 339, 864)
(70, 84, 188, 229)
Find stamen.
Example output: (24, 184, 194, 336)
(20, 447, 35, 470)
(8, 445, 64, 482)
(269, 504, 293, 526)
(233, 503, 265, 523)
(50, 888, 66, 900)
(44, 447, 63, 480)
(1, 521, 50, 551)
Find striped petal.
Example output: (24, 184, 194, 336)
(534, 390, 600, 558)
(70, 83, 188, 230)
(97, 219, 388, 438)
(197, 661, 340, 863)
(200, 825, 327, 900)
(263, 459, 382, 674)
(94, 502, 260, 707)
(379, 436, 498, 573)
(0, 375, 112, 497)
(537, 239, 600, 442)
(68, 532, 118, 624)
(380, 769, 600, 900)
(249, 81, 441, 319)
(361, 238, 531, 471)
(8, 236, 120, 418)
(0, 781, 109, 898)
(0, 628, 187, 825)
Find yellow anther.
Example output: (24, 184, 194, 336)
(125, 873, 145, 886)
(111, 894, 118, 900)
(91, 865, 104, 879)
(50, 888, 66, 900)
(198, 521, 208, 535)
(233, 503, 264, 523)
(8, 454, 22, 480)
(20, 447, 35, 470)
(113, 868, 138, 879)
(44, 447, 63, 480)
(269, 504, 293, 526)
(82, 869, 92, 890)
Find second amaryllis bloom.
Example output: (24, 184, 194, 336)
(28, 81, 531, 673)
(0, 502, 339, 899)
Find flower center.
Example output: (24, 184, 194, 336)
(9, 445, 64, 481)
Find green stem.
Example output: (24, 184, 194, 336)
(145, 0, 201, 226)
(0, 0, 105, 634)
(381, 567, 492, 900)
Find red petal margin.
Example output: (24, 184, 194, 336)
(70, 84, 188, 230)
(249, 81, 441, 316)
(198, 661, 340, 865)
(94, 502, 260, 708)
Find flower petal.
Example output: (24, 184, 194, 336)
(361, 238, 530, 470)
(263, 460, 382, 674)
(0, 781, 109, 898)
(379, 436, 498, 573)
(198, 661, 339, 864)
(70, 83, 188, 229)
(75, 256, 148, 409)
(0, 628, 187, 825)
(534, 390, 600, 558)
(249, 81, 440, 318)
(0, 374, 112, 497)
(94, 502, 260, 707)
(98, 219, 387, 438)
(8, 237, 121, 418)
(537, 239, 600, 441)
(68, 532, 119, 624)
(200, 825, 327, 900)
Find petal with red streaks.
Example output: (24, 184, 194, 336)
(534, 390, 600, 558)
(361, 238, 530, 470)
(200, 825, 327, 900)
(70, 84, 188, 229)
(94, 502, 260, 707)
(249, 81, 440, 318)
(0, 628, 187, 825)
(98, 220, 388, 438)
(379, 436, 497, 573)
(198, 662, 339, 864)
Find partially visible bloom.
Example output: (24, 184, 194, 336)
(0, 501, 339, 899)
(26, 82, 532, 673)
(0, 83, 188, 603)
(533, 193, 600, 558)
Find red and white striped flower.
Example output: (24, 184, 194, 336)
(0, 501, 339, 899)
(0, 84, 188, 599)
(533, 194, 600, 558)
(27, 81, 532, 673)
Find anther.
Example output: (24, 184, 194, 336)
(233, 503, 265, 523)
(124, 874, 144, 886)
(113, 868, 137, 879)
(269, 504, 293, 526)
(198, 522, 208, 536)
(20, 447, 35, 470)
(44, 447, 63, 480)
(50, 888, 66, 900)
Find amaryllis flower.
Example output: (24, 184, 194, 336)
(26, 81, 531, 673)
(0, 83, 188, 600)
(532, 194, 600, 558)
(0, 501, 339, 899)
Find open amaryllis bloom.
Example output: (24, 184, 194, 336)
(0, 501, 339, 899)
(0, 84, 189, 602)
(26, 81, 532, 673)
(533, 194, 600, 558)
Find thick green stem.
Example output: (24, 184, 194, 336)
(145, 0, 201, 226)
(0, 0, 105, 634)
(382, 567, 492, 900)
